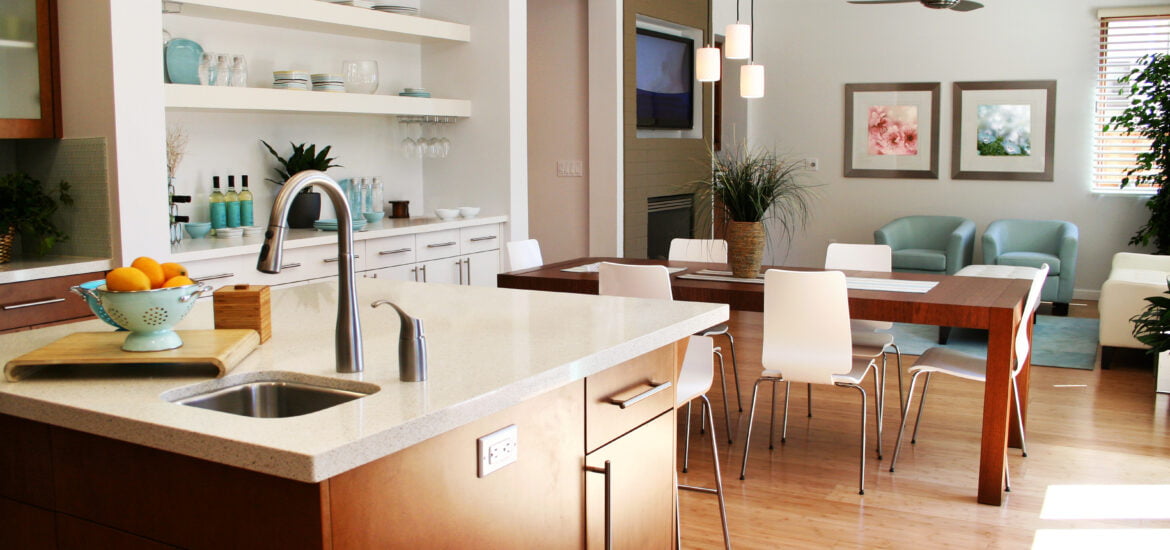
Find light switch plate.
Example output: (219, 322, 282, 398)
(477, 424, 518, 477)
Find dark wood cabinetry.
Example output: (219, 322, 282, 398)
(0, 0, 61, 138)
(0, 271, 101, 333)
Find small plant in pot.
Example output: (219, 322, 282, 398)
(0, 172, 73, 262)
(696, 144, 817, 278)
(1131, 281, 1170, 355)
(261, 141, 342, 228)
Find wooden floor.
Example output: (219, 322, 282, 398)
(675, 301, 1170, 549)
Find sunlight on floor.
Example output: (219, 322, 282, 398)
(1039, 485, 1170, 520)
(1032, 529, 1170, 549)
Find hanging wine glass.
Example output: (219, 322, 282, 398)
(400, 117, 417, 158)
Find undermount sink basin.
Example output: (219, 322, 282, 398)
(166, 372, 379, 418)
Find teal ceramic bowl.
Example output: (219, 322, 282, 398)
(73, 283, 210, 351)
(185, 222, 212, 239)
(362, 211, 385, 223)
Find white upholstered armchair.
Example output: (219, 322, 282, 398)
(1099, 252, 1170, 367)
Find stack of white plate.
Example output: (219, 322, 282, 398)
(273, 70, 310, 91)
(311, 73, 345, 93)
(320, 0, 375, 8)
(313, 218, 368, 232)
(399, 87, 431, 98)
(372, 3, 420, 15)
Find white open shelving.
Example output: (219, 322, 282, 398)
(169, 0, 470, 43)
(165, 84, 472, 117)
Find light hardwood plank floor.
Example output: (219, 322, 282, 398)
(676, 302, 1170, 549)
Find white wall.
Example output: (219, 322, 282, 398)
(725, 0, 1159, 296)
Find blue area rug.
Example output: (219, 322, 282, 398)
(883, 316, 1099, 370)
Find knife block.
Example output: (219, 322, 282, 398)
(213, 284, 271, 343)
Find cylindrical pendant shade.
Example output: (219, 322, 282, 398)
(741, 63, 765, 98)
(696, 46, 721, 82)
(724, 22, 751, 60)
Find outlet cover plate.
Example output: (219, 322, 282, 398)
(477, 424, 518, 477)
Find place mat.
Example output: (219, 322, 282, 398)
(683, 270, 938, 293)
(562, 262, 687, 274)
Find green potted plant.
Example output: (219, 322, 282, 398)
(1131, 281, 1170, 391)
(697, 144, 816, 278)
(0, 172, 73, 262)
(1105, 53, 1170, 253)
(261, 141, 342, 228)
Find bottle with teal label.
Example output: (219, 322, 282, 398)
(209, 176, 227, 229)
(239, 175, 254, 227)
(225, 175, 241, 227)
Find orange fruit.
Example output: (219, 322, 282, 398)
(161, 262, 188, 281)
(131, 257, 166, 289)
(162, 275, 195, 288)
(106, 267, 151, 291)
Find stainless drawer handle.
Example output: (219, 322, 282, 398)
(378, 248, 412, 255)
(197, 273, 234, 281)
(608, 380, 672, 409)
(469, 235, 498, 242)
(2, 297, 66, 310)
(282, 262, 302, 269)
(323, 255, 359, 263)
(426, 241, 457, 248)
(420, 264, 428, 282)
(585, 460, 612, 550)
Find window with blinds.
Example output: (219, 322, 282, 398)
(1094, 10, 1170, 192)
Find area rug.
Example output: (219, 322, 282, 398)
(882, 316, 1099, 370)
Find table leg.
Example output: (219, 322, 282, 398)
(978, 304, 1021, 506)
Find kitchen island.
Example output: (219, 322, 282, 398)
(0, 277, 727, 548)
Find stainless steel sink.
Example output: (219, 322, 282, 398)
(167, 374, 379, 418)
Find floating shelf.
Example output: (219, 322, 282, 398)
(164, 84, 471, 117)
(168, 0, 470, 43)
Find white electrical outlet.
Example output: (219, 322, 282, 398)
(556, 160, 584, 177)
(477, 424, 518, 477)
(804, 157, 820, 171)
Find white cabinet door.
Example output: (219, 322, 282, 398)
(417, 258, 462, 285)
(465, 250, 500, 287)
(364, 265, 419, 282)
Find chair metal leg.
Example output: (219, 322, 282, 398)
(1004, 455, 1011, 492)
(806, 384, 813, 418)
(700, 394, 731, 550)
(871, 363, 883, 460)
(682, 401, 693, 473)
(910, 372, 933, 445)
(739, 379, 768, 480)
(780, 381, 792, 446)
(890, 344, 905, 420)
(1011, 377, 1028, 458)
(723, 331, 743, 412)
(889, 370, 928, 472)
(840, 383, 868, 495)
(714, 349, 732, 444)
(769, 381, 779, 449)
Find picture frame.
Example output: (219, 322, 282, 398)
(844, 82, 940, 179)
(951, 80, 1056, 181)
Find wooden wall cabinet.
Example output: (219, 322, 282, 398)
(0, 0, 61, 138)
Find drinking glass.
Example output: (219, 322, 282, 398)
(400, 118, 417, 158)
(214, 54, 231, 86)
(230, 54, 248, 87)
(342, 60, 379, 94)
(198, 52, 215, 85)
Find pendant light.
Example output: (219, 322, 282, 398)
(725, 0, 751, 60)
(696, 0, 720, 82)
(740, 0, 764, 98)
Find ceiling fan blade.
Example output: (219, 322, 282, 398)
(951, 1, 984, 11)
(846, 1, 920, 4)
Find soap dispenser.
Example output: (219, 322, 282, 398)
(372, 300, 427, 382)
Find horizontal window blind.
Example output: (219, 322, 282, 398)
(1094, 14, 1170, 191)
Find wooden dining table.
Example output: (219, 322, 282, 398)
(497, 257, 1035, 506)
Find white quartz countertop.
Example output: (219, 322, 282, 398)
(0, 277, 727, 483)
(170, 215, 507, 262)
(0, 255, 112, 284)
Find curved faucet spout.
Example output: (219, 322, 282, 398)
(258, 170, 364, 373)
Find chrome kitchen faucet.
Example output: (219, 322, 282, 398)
(258, 170, 364, 373)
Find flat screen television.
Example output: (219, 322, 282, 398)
(635, 28, 695, 130)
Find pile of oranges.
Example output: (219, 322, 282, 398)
(106, 257, 194, 291)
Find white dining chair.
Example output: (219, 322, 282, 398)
(738, 269, 881, 495)
(889, 264, 1050, 486)
(669, 238, 743, 415)
(674, 335, 731, 550)
(825, 243, 905, 438)
(505, 239, 543, 272)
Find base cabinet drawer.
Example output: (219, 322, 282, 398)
(365, 234, 416, 269)
(363, 265, 419, 282)
(0, 272, 104, 332)
(585, 344, 675, 453)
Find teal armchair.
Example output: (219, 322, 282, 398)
(982, 219, 1079, 316)
(874, 215, 976, 275)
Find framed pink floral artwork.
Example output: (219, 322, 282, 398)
(844, 82, 940, 179)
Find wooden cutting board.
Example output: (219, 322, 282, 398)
(4, 329, 260, 382)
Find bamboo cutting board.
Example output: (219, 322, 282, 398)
(4, 329, 260, 382)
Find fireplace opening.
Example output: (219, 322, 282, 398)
(646, 194, 694, 260)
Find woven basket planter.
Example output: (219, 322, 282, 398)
(0, 226, 14, 264)
(726, 221, 764, 278)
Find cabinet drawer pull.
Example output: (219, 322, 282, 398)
(469, 235, 498, 242)
(378, 248, 412, 255)
(426, 241, 457, 248)
(607, 381, 672, 409)
(2, 297, 66, 310)
(282, 262, 302, 269)
(323, 255, 359, 263)
(197, 273, 235, 282)
(456, 259, 464, 285)
(420, 264, 428, 282)
(585, 460, 612, 550)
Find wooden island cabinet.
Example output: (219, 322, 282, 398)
(0, 344, 680, 549)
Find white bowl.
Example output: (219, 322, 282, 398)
(242, 226, 264, 237)
(215, 227, 243, 239)
(435, 208, 459, 220)
(458, 206, 480, 218)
